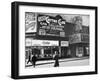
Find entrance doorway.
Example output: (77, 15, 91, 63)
(61, 47, 68, 58)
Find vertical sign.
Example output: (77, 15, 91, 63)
(25, 12, 37, 33)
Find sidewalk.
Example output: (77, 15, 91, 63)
(25, 56, 89, 67)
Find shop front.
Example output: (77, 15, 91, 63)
(25, 39, 59, 59)
(31, 46, 59, 59)
(69, 33, 89, 57)
(25, 13, 69, 60)
(60, 41, 69, 58)
(75, 44, 89, 57)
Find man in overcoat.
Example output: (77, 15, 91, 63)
(32, 54, 37, 68)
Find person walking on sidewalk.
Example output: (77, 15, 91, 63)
(27, 50, 31, 64)
(53, 51, 59, 67)
(32, 54, 37, 68)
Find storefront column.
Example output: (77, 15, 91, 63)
(59, 46, 61, 57)
(51, 47, 53, 57)
(76, 46, 78, 57)
(41, 48, 44, 58)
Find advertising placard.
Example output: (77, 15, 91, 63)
(69, 34, 81, 44)
(37, 14, 66, 37)
(61, 41, 69, 46)
(25, 12, 37, 33)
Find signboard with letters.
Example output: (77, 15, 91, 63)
(61, 41, 69, 47)
(25, 12, 37, 33)
(37, 14, 66, 37)
(25, 39, 59, 46)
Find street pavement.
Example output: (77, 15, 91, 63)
(26, 57, 89, 69)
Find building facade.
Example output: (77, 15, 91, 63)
(65, 16, 89, 57)
(25, 13, 69, 60)
(25, 13, 89, 60)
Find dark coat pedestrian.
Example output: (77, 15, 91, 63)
(32, 55, 37, 68)
(27, 55, 31, 64)
(53, 53, 59, 67)
(27, 50, 31, 64)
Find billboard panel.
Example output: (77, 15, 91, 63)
(25, 12, 37, 33)
(69, 33, 89, 44)
(37, 14, 66, 37)
(69, 34, 81, 44)
(61, 41, 69, 47)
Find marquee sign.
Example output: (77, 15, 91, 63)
(25, 39, 59, 46)
(32, 40, 59, 46)
(37, 15, 66, 37)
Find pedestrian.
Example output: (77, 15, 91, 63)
(27, 50, 31, 64)
(32, 54, 37, 68)
(53, 51, 59, 67)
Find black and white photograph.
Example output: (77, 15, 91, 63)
(11, 1, 97, 79)
(25, 12, 90, 68)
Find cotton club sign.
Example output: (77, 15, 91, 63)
(38, 15, 65, 26)
(37, 14, 66, 37)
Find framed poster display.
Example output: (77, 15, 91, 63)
(11, 1, 98, 79)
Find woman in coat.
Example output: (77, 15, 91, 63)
(53, 51, 59, 67)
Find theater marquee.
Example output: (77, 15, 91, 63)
(37, 14, 66, 37)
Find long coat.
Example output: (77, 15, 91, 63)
(54, 55, 59, 67)
(32, 55, 37, 64)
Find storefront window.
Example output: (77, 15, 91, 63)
(44, 47, 51, 57)
(27, 46, 59, 59)
(76, 47, 83, 57)
(52, 46, 59, 54)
